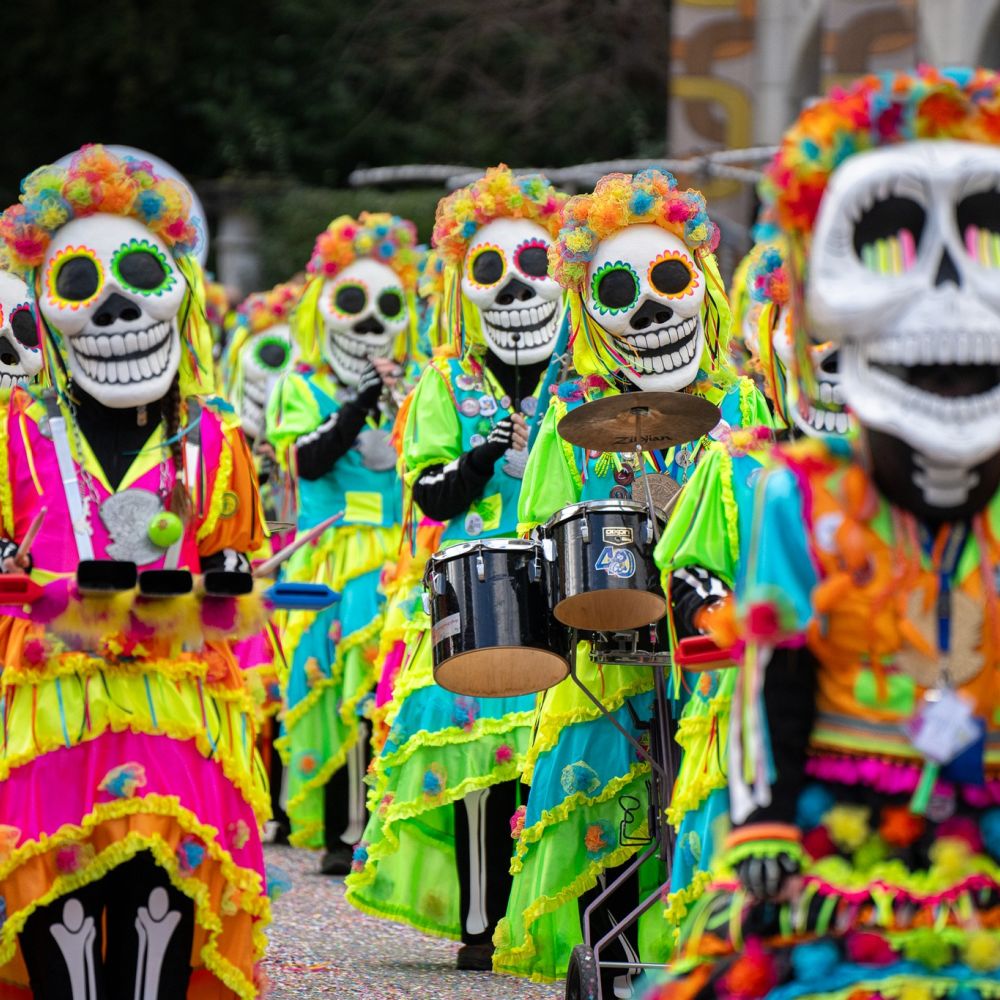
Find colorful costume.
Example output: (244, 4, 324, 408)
(495, 169, 770, 992)
(0, 145, 270, 999)
(345, 166, 568, 969)
(265, 213, 416, 867)
(651, 67, 1000, 1000)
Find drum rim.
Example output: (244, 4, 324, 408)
(429, 537, 542, 564)
(543, 498, 650, 530)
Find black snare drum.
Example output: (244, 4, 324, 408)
(543, 500, 665, 631)
(426, 539, 569, 698)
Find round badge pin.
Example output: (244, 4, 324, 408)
(460, 398, 480, 418)
(456, 374, 477, 391)
(610, 485, 630, 500)
(499, 395, 512, 410)
(521, 396, 538, 417)
(470, 434, 486, 447)
(479, 397, 498, 417)
(464, 512, 484, 536)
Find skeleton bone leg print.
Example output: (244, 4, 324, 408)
(133, 888, 182, 1000)
(49, 900, 99, 1000)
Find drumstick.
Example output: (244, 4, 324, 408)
(15, 507, 47, 563)
(253, 511, 344, 578)
(511, 331, 522, 413)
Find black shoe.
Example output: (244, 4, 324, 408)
(319, 846, 353, 876)
(456, 943, 494, 971)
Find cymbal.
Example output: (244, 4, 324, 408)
(266, 520, 296, 534)
(556, 391, 721, 452)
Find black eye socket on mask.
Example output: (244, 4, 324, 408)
(649, 258, 694, 296)
(56, 256, 101, 302)
(117, 249, 169, 292)
(594, 266, 639, 312)
(335, 284, 367, 314)
(515, 243, 549, 278)
(10, 307, 37, 348)
(378, 290, 403, 319)
(256, 338, 289, 370)
(958, 189, 1000, 248)
(852, 195, 926, 267)
(471, 249, 504, 286)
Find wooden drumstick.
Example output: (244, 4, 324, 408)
(253, 511, 344, 578)
(15, 507, 47, 564)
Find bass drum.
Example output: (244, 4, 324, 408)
(543, 500, 665, 631)
(426, 539, 569, 699)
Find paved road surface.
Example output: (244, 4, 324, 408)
(262, 845, 563, 999)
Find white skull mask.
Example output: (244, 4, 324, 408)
(585, 225, 706, 390)
(40, 214, 185, 408)
(318, 258, 406, 386)
(238, 324, 296, 440)
(461, 218, 562, 365)
(0, 271, 43, 394)
(807, 140, 1000, 465)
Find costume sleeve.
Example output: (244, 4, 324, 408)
(403, 363, 496, 520)
(265, 372, 321, 457)
(198, 418, 266, 559)
(516, 401, 580, 534)
(295, 403, 370, 481)
(737, 376, 775, 430)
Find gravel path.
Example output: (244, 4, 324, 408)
(262, 845, 563, 999)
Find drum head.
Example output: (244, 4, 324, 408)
(434, 647, 569, 698)
(554, 590, 666, 632)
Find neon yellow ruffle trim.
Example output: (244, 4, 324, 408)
(1, 673, 269, 821)
(365, 714, 534, 813)
(522, 662, 652, 786)
(344, 884, 461, 943)
(196, 427, 235, 542)
(493, 764, 652, 982)
(0, 794, 269, 1000)
(662, 870, 714, 950)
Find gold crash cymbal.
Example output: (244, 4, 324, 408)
(556, 391, 721, 453)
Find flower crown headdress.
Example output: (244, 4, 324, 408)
(306, 212, 420, 290)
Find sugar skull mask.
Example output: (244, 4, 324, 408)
(807, 140, 1000, 466)
(585, 225, 706, 390)
(0, 271, 42, 394)
(461, 218, 562, 366)
(39, 213, 185, 408)
(318, 258, 407, 386)
(238, 324, 296, 440)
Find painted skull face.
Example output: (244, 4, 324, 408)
(318, 258, 406, 386)
(237, 324, 296, 440)
(585, 225, 706, 390)
(808, 140, 1000, 466)
(40, 214, 185, 408)
(0, 271, 42, 394)
(461, 218, 562, 365)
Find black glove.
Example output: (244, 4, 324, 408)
(468, 418, 515, 475)
(355, 363, 385, 412)
(736, 851, 800, 900)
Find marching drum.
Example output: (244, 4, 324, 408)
(542, 500, 665, 632)
(426, 539, 569, 699)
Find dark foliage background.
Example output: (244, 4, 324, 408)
(1, 0, 670, 280)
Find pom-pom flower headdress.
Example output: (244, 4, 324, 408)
(549, 168, 733, 394)
(0, 144, 201, 271)
(0, 144, 213, 398)
(432, 165, 568, 357)
(746, 240, 792, 424)
(294, 212, 421, 368)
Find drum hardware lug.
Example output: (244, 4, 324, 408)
(529, 556, 541, 583)
(644, 520, 653, 545)
(432, 572, 447, 596)
(476, 553, 486, 581)
(542, 538, 557, 562)
(580, 521, 590, 544)
(422, 592, 432, 615)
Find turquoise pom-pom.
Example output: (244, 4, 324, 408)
(796, 783, 836, 831)
(791, 940, 840, 981)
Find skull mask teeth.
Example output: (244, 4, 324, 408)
(238, 325, 295, 440)
(461, 218, 562, 366)
(39, 213, 185, 408)
(0, 271, 43, 393)
(318, 258, 407, 386)
(585, 225, 706, 390)
(807, 140, 1000, 465)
